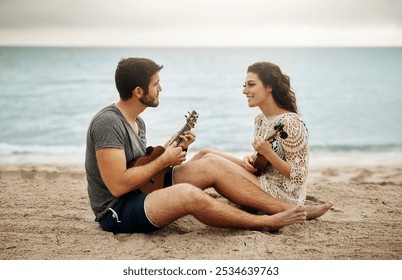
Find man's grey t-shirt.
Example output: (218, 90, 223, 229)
(85, 104, 147, 221)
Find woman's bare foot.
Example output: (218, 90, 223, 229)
(306, 202, 333, 220)
(263, 206, 307, 231)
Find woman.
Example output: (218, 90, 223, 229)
(193, 62, 311, 206)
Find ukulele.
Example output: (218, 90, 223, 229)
(127, 110, 198, 193)
(252, 123, 288, 176)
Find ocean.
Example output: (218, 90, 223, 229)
(0, 47, 401, 166)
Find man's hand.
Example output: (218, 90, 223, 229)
(160, 142, 188, 166)
(178, 131, 196, 150)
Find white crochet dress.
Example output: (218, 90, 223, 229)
(253, 112, 309, 205)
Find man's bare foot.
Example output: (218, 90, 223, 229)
(306, 202, 333, 220)
(263, 206, 307, 231)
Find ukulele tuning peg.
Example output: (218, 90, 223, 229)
(274, 123, 283, 130)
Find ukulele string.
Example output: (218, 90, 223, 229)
(170, 123, 192, 146)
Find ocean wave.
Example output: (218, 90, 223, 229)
(1, 142, 401, 166)
(0, 143, 85, 156)
(1, 142, 401, 157)
(310, 144, 402, 152)
(0, 143, 85, 164)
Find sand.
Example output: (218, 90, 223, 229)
(0, 162, 401, 260)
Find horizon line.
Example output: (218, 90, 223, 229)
(1, 44, 402, 48)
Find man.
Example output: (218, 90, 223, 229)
(85, 57, 327, 234)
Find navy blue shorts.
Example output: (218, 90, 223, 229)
(99, 167, 173, 234)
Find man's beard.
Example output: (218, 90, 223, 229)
(140, 92, 159, 107)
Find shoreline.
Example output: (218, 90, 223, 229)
(1, 159, 401, 260)
(1, 147, 401, 166)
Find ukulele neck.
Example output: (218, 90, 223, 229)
(163, 123, 192, 148)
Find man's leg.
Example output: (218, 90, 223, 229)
(174, 154, 332, 219)
(145, 183, 307, 231)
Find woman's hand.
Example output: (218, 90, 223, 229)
(242, 155, 257, 173)
(252, 136, 292, 179)
(252, 136, 274, 160)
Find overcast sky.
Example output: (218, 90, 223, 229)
(1, 0, 401, 47)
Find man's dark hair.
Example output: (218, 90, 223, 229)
(115, 57, 163, 100)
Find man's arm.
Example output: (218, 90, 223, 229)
(96, 144, 185, 197)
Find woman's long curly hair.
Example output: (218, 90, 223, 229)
(247, 62, 298, 114)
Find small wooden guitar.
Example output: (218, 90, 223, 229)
(252, 123, 288, 176)
(127, 110, 198, 193)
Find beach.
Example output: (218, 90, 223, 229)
(1, 47, 401, 261)
(1, 159, 401, 260)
